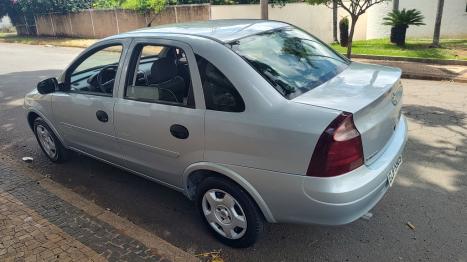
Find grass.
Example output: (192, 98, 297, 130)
(331, 38, 467, 61)
(0, 33, 96, 48)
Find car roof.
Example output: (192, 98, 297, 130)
(119, 19, 290, 43)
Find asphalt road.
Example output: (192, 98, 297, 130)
(1, 43, 466, 261)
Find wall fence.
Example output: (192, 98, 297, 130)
(31, 4, 210, 39)
(11, 0, 467, 41)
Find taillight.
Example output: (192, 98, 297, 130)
(307, 112, 364, 177)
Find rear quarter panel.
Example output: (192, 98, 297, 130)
(204, 102, 340, 175)
(187, 37, 341, 175)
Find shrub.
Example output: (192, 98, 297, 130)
(93, 0, 167, 12)
(339, 17, 349, 47)
(93, 0, 125, 9)
(121, 0, 167, 12)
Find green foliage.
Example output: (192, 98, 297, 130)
(12, 0, 92, 14)
(305, 0, 332, 5)
(383, 8, 425, 28)
(93, 0, 166, 12)
(339, 16, 348, 27)
(0, 1, 9, 17)
(121, 0, 167, 12)
(92, 0, 125, 9)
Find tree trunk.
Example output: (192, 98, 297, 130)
(432, 0, 444, 47)
(392, 0, 399, 11)
(346, 17, 357, 58)
(260, 0, 268, 20)
(332, 0, 338, 42)
(392, 26, 407, 46)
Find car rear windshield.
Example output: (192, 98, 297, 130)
(230, 27, 349, 99)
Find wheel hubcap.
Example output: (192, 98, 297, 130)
(36, 125, 57, 159)
(202, 189, 247, 240)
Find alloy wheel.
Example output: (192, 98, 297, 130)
(36, 124, 57, 159)
(202, 189, 248, 240)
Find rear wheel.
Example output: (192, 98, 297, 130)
(196, 177, 264, 248)
(33, 118, 70, 163)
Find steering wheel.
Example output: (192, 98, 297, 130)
(97, 65, 118, 93)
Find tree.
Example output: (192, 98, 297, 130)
(0, 1, 9, 18)
(332, 0, 338, 42)
(260, 0, 268, 19)
(306, 0, 389, 58)
(431, 0, 444, 47)
(383, 8, 425, 46)
(2, 0, 92, 35)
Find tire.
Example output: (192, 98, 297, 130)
(196, 177, 264, 248)
(33, 117, 71, 163)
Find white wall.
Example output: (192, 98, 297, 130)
(211, 0, 467, 42)
(368, 0, 467, 39)
(211, 3, 368, 42)
(0, 16, 13, 31)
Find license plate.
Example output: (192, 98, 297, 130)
(387, 155, 403, 187)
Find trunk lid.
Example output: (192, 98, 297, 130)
(293, 62, 403, 164)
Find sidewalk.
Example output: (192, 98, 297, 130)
(0, 156, 198, 262)
(354, 58, 467, 83)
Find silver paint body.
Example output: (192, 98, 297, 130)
(24, 20, 408, 225)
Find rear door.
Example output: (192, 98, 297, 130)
(52, 39, 130, 163)
(113, 38, 205, 188)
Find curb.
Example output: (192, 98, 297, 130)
(0, 152, 199, 262)
(348, 54, 467, 66)
(401, 72, 467, 83)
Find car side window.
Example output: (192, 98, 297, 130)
(195, 55, 245, 112)
(125, 44, 193, 107)
(68, 45, 123, 96)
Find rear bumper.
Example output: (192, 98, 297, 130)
(225, 116, 408, 224)
(299, 115, 408, 225)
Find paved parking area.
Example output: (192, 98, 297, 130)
(0, 159, 192, 262)
(0, 43, 466, 261)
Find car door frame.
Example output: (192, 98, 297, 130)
(51, 37, 132, 164)
(112, 36, 206, 189)
(115, 37, 205, 109)
(59, 37, 133, 100)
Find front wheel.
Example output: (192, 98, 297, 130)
(33, 117, 70, 163)
(196, 177, 264, 248)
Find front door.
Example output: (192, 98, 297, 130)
(114, 39, 205, 188)
(52, 41, 128, 163)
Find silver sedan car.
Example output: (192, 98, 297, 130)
(25, 20, 407, 247)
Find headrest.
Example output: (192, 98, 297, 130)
(150, 57, 177, 84)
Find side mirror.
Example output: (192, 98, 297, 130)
(37, 78, 58, 94)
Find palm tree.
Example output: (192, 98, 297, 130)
(332, 0, 338, 42)
(260, 0, 268, 19)
(392, 0, 399, 11)
(432, 0, 445, 47)
(383, 9, 425, 46)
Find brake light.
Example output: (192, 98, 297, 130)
(307, 112, 364, 177)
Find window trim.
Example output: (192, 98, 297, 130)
(123, 42, 196, 109)
(195, 54, 246, 113)
(62, 42, 125, 97)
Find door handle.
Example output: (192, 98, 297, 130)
(96, 110, 109, 123)
(170, 124, 189, 139)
